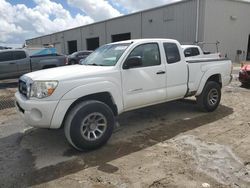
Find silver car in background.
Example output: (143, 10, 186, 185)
(0, 49, 67, 80)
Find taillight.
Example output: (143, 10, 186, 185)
(65, 57, 68, 65)
(239, 69, 247, 75)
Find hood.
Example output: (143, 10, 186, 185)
(241, 64, 250, 71)
(24, 65, 115, 81)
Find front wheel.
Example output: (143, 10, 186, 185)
(196, 81, 221, 112)
(64, 100, 115, 151)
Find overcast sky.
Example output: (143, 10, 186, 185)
(0, 0, 180, 47)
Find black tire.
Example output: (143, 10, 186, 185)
(196, 81, 221, 112)
(69, 60, 76, 65)
(241, 82, 250, 88)
(64, 100, 115, 151)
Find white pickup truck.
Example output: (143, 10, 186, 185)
(182, 45, 221, 60)
(15, 39, 232, 151)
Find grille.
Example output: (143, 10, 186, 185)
(19, 79, 27, 97)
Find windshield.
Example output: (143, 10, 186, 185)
(80, 43, 130, 66)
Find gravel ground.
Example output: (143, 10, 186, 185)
(0, 69, 249, 188)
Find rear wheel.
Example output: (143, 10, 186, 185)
(64, 100, 115, 151)
(196, 81, 221, 112)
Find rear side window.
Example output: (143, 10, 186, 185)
(13, 51, 27, 60)
(83, 52, 92, 55)
(163, 43, 181, 64)
(0, 52, 13, 62)
(78, 52, 91, 58)
(191, 47, 200, 56)
(184, 47, 200, 57)
(127, 43, 161, 67)
(76, 52, 84, 57)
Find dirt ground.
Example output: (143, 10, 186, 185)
(0, 67, 249, 188)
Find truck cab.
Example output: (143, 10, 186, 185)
(0, 49, 30, 79)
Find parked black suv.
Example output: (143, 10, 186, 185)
(67, 51, 93, 65)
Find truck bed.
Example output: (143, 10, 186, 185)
(186, 58, 232, 95)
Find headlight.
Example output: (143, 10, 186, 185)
(30, 81, 58, 99)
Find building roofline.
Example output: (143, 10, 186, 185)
(26, 0, 191, 41)
(229, 0, 250, 4)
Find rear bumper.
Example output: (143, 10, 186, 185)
(239, 75, 250, 84)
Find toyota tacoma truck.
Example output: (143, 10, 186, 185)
(15, 39, 232, 151)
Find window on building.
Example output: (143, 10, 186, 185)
(163, 43, 181, 64)
(112, 33, 131, 42)
(68, 40, 77, 54)
(86, 37, 99, 50)
(247, 35, 250, 60)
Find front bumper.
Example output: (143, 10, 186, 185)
(15, 92, 59, 128)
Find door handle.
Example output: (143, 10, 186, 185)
(9, 62, 16, 64)
(156, 71, 166, 74)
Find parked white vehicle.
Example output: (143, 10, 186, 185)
(182, 45, 221, 60)
(15, 39, 232, 151)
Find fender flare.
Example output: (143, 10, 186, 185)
(61, 81, 123, 113)
(196, 67, 222, 96)
(50, 81, 123, 129)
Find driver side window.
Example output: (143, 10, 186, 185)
(127, 43, 161, 67)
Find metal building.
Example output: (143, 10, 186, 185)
(26, 0, 250, 62)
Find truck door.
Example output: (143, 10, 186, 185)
(163, 42, 188, 99)
(13, 51, 30, 75)
(121, 43, 167, 110)
(0, 51, 18, 79)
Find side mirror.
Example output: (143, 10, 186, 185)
(123, 56, 142, 69)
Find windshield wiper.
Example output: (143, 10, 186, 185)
(85, 63, 103, 66)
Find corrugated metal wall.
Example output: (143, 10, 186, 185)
(26, 0, 202, 55)
(141, 0, 198, 42)
(203, 0, 250, 61)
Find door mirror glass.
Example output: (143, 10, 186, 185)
(123, 56, 142, 69)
